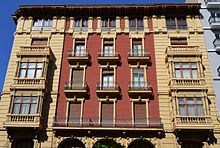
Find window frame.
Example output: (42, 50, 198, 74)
(32, 18, 52, 30)
(166, 17, 187, 30)
(129, 18, 144, 30)
(101, 18, 116, 30)
(18, 62, 44, 79)
(174, 62, 198, 79)
(74, 18, 88, 31)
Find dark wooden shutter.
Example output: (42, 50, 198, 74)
(72, 69, 83, 88)
(32, 39, 48, 45)
(68, 102, 81, 125)
(170, 38, 187, 45)
(134, 103, 146, 127)
(132, 39, 142, 45)
(101, 102, 113, 126)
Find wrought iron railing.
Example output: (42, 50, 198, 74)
(96, 82, 120, 90)
(67, 50, 89, 57)
(128, 49, 149, 57)
(64, 81, 88, 90)
(128, 81, 152, 91)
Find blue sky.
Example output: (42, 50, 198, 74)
(0, 0, 184, 92)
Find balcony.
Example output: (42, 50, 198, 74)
(205, 0, 220, 8)
(96, 82, 120, 98)
(129, 26, 144, 31)
(17, 46, 51, 57)
(11, 78, 47, 90)
(53, 117, 163, 130)
(3, 114, 43, 128)
(74, 27, 88, 32)
(128, 49, 151, 65)
(101, 26, 116, 31)
(169, 78, 206, 90)
(213, 39, 220, 51)
(208, 17, 220, 29)
(166, 45, 201, 57)
(64, 81, 88, 98)
(97, 50, 120, 65)
(128, 81, 152, 98)
(173, 116, 213, 131)
(67, 50, 90, 65)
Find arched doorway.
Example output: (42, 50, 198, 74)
(93, 139, 123, 148)
(58, 138, 85, 148)
(128, 139, 154, 148)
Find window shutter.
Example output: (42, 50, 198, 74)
(134, 103, 146, 127)
(170, 38, 187, 45)
(72, 69, 84, 87)
(68, 102, 81, 123)
(32, 39, 48, 45)
(101, 103, 113, 125)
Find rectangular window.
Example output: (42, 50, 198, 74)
(174, 63, 198, 79)
(74, 18, 88, 31)
(75, 39, 86, 56)
(32, 18, 52, 30)
(166, 17, 187, 30)
(31, 38, 48, 46)
(103, 39, 114, 56)
(132, 39, 142, 56)
(71, 69, 84, 89)
(134, 102, 147, 127)
(101, 18, 116, 30)
(132, 68, 145, 88)
(101, 102, 113, 126)
(18, 62, 43, 78)
(68, 102, 81, 125)
(129, 18, 144, 30)
(102, 69, 114, 88)
(12, 96, 37, 114)
(178, 97, 204, 116)
(170, 37, 187, 45)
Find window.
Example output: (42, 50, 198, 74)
(32, 18, 52, 30)
(166, 17, 187, 30)
(178, 97, 204, 116)
(132, 68, 145, 88)
(101, 102, 113, 126)
(133, 102, 147, 127)
(31, 38, 48, 46)
(12, 96, 37, 114)
(132, 39, 143, 56)
(102, 69, 114, 88)
(214, 34, 220, 48)
(74, 18, 88, 31)
(74, 39, 86, 56)
(68, 102, 81, 125)
(174, 63, 198, 79)
(101, 18, 116, 30)
(103, 39, 114, 56)
(210, 13, 220, 23)
(170, 37, 187, 45)
(18, 62, 43, 78)
(12, 139, 34, 148)
(71, 69, 84, 88)
(129, 18, 144, 30)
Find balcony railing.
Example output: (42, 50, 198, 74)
(74, 27, 88, 32)
(173, 116, 213, 130)
(213, 39, 220, 51)
(96, 81, 120, 91)
(101, 26, 116, 31)
(53, 117, 163, 129)
(17, 46, 51, 57)
(67, 50, 90, 65)
(166, 45, 201, 56)
(208, 17, 220, 29)
(12, 78, 46, 90)
(128, 49, 150, 65)
(129, 26, 144, 31)
(97, 50, 120, 65)
(170, 78, 206, 89)
(128, 81, 152, 91)
(4, 114, 42, 128)
(64, 81, 88, 90)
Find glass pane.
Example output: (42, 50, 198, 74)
(182, 63, 190, 68)
(12, 104, 20, 114)
(30, 104, 36, 114)
(192, 70, 198, 78)
(182, 70, 191, 78)
(75, 20, 80, 27)
(27, 69, 35, 78)
(179, 105, 186, 116)
(31, 97, 37, 103)
(187, 104, 195, 116)
(37, 63, 43, 68)
(178, 98, 185, 104)
(19, 69, 26, 78)
(21, 63, 27, 68)
(108, 76, 114, 87)
(196, 98, 202, 104)
(187, 98, 194, 104)
(14, 97, 21, 103)
(191, 63, 197, 68)
(36, 69, 42, 78)
(22, 97, 30, 103)
(28, 63, 35, 68)
(197, 105, 204, 116)
(175, 70, 181, 78)
(20, 104, 29, 114)
(175, 63, 180, 68)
